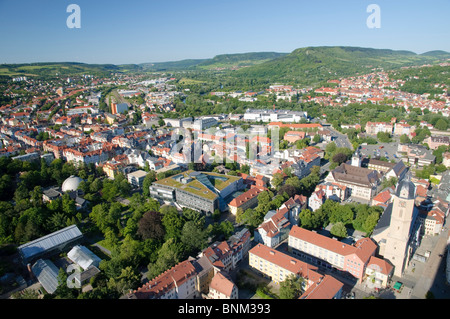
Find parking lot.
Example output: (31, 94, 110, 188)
(358, 142, 400, 162)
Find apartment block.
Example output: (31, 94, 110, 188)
(132, 260, 197, 299)
(248, 243, 343, 299)
(228, 186, 267, 215)
(288, 225, 377, 283)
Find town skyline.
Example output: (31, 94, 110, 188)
(0, 0, 449, 304)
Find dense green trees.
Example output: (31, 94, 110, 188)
(279, 275, 305, 299)
(137, 211, 165, 241)
(236, 190, 291, 229)
(330, 222, 348, 238)
(298, 200, 383, 236)
(390, 65, 450, 95)
(377, 132, 392, 143)
(325, 142, 353, 169)
(434, 119, 448, 131)
(414, 163, 448, 180)
(0, 157, 98, 245)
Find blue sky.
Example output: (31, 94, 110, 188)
(0, 0, 449, 64)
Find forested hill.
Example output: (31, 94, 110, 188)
(0, 62, 143, 78)
(230, 46, 450, 86)
(140, 52, 287, 71)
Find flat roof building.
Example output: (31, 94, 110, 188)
(127, 170, 148, 188)
(150, 170, 244, 214)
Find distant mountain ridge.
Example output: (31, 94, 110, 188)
(1, 46, 448, 79)
(140, 52, 287, 71)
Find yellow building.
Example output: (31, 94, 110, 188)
(248, 243, 321, 285)
(105, 113, 117, 125)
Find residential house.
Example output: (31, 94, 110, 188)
(254, 208, 292, 248)
(131, 260, 197, 299)
(207, 271, 238, 299)
(364, 256, 394, 289)
(248, 243, 344, 299)
(227, 228, 251, 269)
(278, 195, 307, 225)
(418, 208, 445, 236)
(443, 152, 450, 168)
(299, 273, 343, 299)
(228, 186, 267, 215)
(284, 131, 306, 143)
(249, 243, 321, 284)
(371, 189, 393, 207)
(200, 241, 234, 273)
(127, 170, 148, 188)
(394, 122, 416, 137)
(426, 136, 449, 150)
(365, 122, 393, 135)
(308, 189, 326, 212)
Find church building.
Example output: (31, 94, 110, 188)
(371, 176, 422, 277)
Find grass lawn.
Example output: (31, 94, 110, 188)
(179, 78, 206, 85)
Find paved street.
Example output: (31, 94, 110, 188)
(400, 222, 450, 299)
(328, 128, 352, 149)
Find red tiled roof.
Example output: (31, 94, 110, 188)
(209, 272, 235, 297)
(268, 122, 323, 129)
(300, 275, 343, 299)
(289, 225, 376, 263)
(372, 190, 391, 204)
(133, 260, 196, 298)
(415, 185, 428, 198)
(366, 256, 393, 276)
(249, 243, 320, 280)
(228, 186, 267, 208)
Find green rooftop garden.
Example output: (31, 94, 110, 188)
(152, 170, 241, 200)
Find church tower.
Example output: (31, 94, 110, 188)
(383, 176, 416, 277)
(351, 150, 361, 167)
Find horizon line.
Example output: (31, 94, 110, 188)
(1, 46, 448, 66)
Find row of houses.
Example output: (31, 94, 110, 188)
(250, 224, 394, 293)
(128, 228, 251, 299)
(311, 69, 450, 117)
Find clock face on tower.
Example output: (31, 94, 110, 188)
(399, 200, 406, 208)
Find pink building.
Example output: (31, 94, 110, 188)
(426, 136, 449, 150)
(288, 225, 377, 283)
